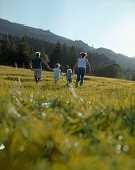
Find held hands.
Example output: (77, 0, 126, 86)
(31, 67, 33, 71)
(63, 73, 66, 77)
(48, 66, 53, 71)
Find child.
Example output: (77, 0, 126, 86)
(65, 69, 72, 86)
(52, 63, 62, 83)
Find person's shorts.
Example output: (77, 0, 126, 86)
(34, 69, 42, 79)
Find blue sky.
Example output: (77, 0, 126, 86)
(0, 0, 135, 57)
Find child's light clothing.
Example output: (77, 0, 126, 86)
(53, 68, 61, 82)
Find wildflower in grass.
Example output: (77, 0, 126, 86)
(0, 144, 5, 150)
(118, 135, 123, 140)
(123, 145, 129, 152)
(19, 145, 24, 152)
(116, 144, 121, 154)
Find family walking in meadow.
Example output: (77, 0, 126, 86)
(30, 51, 91, 87)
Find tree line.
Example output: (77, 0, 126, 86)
(0, 32, 133, 79)
(0, 33, 81, 71)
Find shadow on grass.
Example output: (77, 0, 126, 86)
(41, 84, 66, 91)
(5, 76, 53, 82)
(22, 82, 66, 90)
(5, 77, 34, 82)
(0, 73, 33, 77)
(84, 77, 91, 80)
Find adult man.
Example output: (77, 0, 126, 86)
(30, 52, 50, 84)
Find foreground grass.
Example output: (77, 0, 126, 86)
(0, 66, 135, 170)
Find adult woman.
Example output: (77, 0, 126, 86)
(73, 52, 91, 87)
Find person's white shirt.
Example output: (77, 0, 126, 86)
(53, 68, 61, 77)
(78, 58, 87, 68)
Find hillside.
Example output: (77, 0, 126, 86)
(0, 32, 114, 70)
(0, 18, 94, 52)
(0, 66, 135, 169)
(0, 18, 135, 70)
(95, 48, 135, 70)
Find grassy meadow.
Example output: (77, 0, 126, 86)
(0, 66, 135, 170)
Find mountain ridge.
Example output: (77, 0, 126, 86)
(0, 18, 135, 70)
(95, 48, 135, 70)
(0, 18, 94, 52)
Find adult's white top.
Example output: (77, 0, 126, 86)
(78, 58, 87, 68)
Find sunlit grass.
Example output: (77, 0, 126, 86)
(0, 66, 135, 170)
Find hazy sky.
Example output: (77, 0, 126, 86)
(0, 0, 135, 57)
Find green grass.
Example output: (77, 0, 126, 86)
(0, 66, 135, 170)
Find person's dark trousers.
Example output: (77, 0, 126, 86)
(76, 67, 86, 87)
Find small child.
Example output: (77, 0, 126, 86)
(52, 63, 62, 83)
(65, 69, 72, 86)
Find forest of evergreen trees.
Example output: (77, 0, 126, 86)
(0, 32, 133, 79)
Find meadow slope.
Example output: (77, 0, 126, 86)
(0, 66, 135, 170)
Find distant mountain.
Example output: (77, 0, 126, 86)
(0, 18, 135, 70)
(95, 48, 135, 70)
(0, 18, 94, 52)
